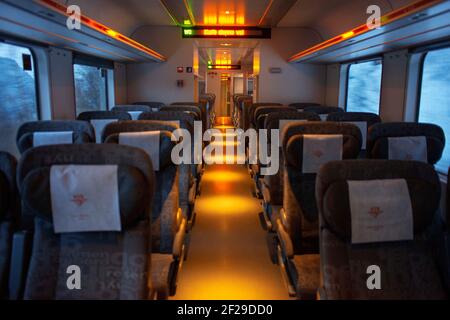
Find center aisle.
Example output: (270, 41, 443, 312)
(173, 162, 289, 300)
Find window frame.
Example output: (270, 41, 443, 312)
(415, 45, 450, 176)
(0, 38, 41, 120)
(344, 57, 384, 114)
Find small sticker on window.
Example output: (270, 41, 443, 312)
(22, 54, 32, 71)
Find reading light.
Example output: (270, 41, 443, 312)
(221, 43, 232, 46)
(342, 31, 355, 39)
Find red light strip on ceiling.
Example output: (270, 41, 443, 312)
(35, 0, 166, 61)
(288, 0, 443, 63)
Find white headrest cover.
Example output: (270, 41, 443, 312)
(348, 179, 413, 244)
(33, 131, 73, 147)
(319, 114, 328, 121)
(302, 134, 343, 173)
(50, 165, 121, 233)
(344, 121, 367, 150)
(90, 119, 118, 143)
(128, 111, 143, 120)
(119, 131, 160, 170)
(388, 136, 427, 162)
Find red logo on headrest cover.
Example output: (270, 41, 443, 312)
(313, 149, 324, 158)
(368, 207, 383, 218)
(71, 194, 87, 206)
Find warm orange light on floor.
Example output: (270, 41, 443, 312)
(215, 117, 233, 126)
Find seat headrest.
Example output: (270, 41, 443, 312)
(161, 106, 202, 120)
(18, 144, 154, 229)
(133, 101, 165, 109)
(0, 151, 17, 221)
(327, 112, 381, 126)
(102, 121, 178, 170)
(17, 121, 95, 154)
(138, 111, 195, 134)
(265, 111, 321, 131)
(283, 123, 361, 170)
(111, 105, 154, 113)
(77, 111, 131, 121)
(171, 102, 201, 107)
(288, 103, 321, 110)
(254, 106, 296, 129)
(316, 160, 441, 241)
(303, 106, 344, 115)
(367, 122, 445, 164)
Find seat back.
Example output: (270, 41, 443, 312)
(77, 111, 132, 143)
(303, 106, 344, 121)
(0, 152, 19, 299)
(103, 121, 180, 255)
(171, 102, 206, 129)
(133, 102, 165, 110)
(16, 121, 95, 154)
(254, 106, 296, 130)
(248, 103, 282, 128)
(111, 105, 155, 120)
(160, 105, 201, 122)
(288, 103, 321, 110)
(137, 112, 197, 215)
(262, 112, 321, 206)
(282, 122, 361, 254)
(17, 144, 154, 299)
(367, 122, 445, 164)
(327, 112, 382, 156)
(316, 160, 447, 299)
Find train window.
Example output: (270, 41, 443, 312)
(74, 64, 108, 115)
(0, 42, 38, 156)
(418, 47, 450, 173)
(346, 59, 382, 114)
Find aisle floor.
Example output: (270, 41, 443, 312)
(173, 163, 290, 300)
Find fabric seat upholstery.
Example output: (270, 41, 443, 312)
(316, 160, 447, 299)
(17, 144, 154, 299)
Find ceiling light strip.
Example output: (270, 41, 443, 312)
(159, 0, 181, 26)
(258, 0, 275, 26)
(35, 0, 166, 61)
(288, 0, 443, 63)
(183, 0, 196, 26)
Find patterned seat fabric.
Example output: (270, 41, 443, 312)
(327, 112, 382, 157)
(367, 122, 445, 164)
(111, 105, 154, 113)
(171, 102, 207, 130)
(160, 105, 201, 122)
(137, 112, 197, 217)
(17, 144, 154, 299)
(77, 111, 131, 121)
(316, 160, 448, 299)
(248, 103, 283, 129)
(0, 152, 19, 299)
(102, 121, 180, 255)
(282, 122, 362, 254)
(16, 121, 95, 154)
(253, 106, 296, 130)
(262, 112, 321, 210)
(288, 103, 321, 110)
(132, 102, 165, 109)
(303, 106, 344, 117)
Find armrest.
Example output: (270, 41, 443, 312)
(260, 179, 271, 204)
(8, 230, 32, 300)
(276, 218, 294, 259)
(172, 218, 187, 260)
(316, 287, 327, 300)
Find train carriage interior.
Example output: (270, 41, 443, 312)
(1, 0, 450, 305)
